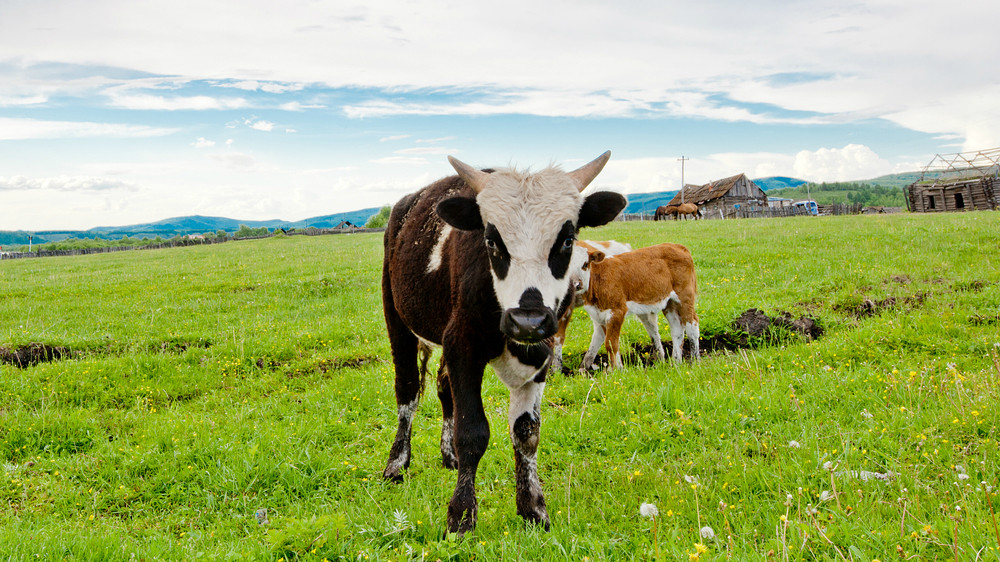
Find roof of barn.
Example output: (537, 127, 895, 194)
(667, 173, 758, 205)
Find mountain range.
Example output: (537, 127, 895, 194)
(1, 173, 909, 246)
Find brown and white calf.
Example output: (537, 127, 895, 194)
(578, 243, 699, 370)
(381, 152, 626, 534)
(550, 239, 632, 373)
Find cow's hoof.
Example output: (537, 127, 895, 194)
(441, 455, 458, 470)
(382, 465, 405, 483)
(518, 504, 550, 531)
(446, 508, 476, 536)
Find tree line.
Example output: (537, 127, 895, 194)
(769, 182, 905, 207)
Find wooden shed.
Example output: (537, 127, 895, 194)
(667, 173, 768, 218)
(906, 148, 1000, 213)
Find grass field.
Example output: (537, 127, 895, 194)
(2, 212, 999, 561)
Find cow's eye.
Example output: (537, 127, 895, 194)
(485, 238, 498, 252)
(561, 237, 574, 251)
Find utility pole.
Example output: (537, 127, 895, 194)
(678, 156, 689, 204)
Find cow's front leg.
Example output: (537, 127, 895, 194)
(509, 380, 550, 529)
(444, 349, 490, 535)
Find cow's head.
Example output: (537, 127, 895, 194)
(575, 247, 606, 294)
(436, 151, 626, 344)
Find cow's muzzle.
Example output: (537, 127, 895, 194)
(500, 308, 556, 344)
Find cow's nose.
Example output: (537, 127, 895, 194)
(500, 308, 556, 343)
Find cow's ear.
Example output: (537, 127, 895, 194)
(436, 196, 484, 231)
(588, 250, 606, 264)
(578, 191, 627, 228)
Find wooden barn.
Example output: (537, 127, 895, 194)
(906, 148, 1000, 213)
(667, 173, 768, 218)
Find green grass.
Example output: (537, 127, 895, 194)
(2, 213, 999, 560)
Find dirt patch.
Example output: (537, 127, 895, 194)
(836, 293, 928, 319)
(969, 313, 1000, 326)
(155, 338, 212, 353)
(0, 343, 73, 367)
(298, 355, 384, 377)
(956, 280, 991, 293)
(702, 308, 823, 353)
(886, 274, 911, 285)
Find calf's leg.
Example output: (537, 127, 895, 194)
(637, 312, 665, 361)
(664, 306, 684, 363)
(603, 312, 625, 370)
(581, 314, 606, 371)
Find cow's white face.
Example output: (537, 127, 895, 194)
(436, 152, 626, 344)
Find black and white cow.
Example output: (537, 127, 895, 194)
(381, 152, 626, 534)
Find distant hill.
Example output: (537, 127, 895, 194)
(0, 171, 930, 244)
(6, 208, 384, 244)
(622, 190, 679, 214)
(754, 176, 808, 191)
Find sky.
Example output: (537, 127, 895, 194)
(1, 0, 998, 231)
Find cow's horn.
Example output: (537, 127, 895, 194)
(567, 150, 611, 192)
(448, 156, 490, 194)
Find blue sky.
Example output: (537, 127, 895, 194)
(1, 0, 998, 231)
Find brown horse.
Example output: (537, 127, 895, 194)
(654, 205, 679, 220)
(675, 203, 700, 220)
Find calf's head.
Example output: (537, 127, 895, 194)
(436, 151, 625, 344)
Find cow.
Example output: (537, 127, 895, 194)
(577, 243, 699, 371)
(550, 239, 632, 373)
(675, 202, 701, 220)
(381, 152, 626, 534)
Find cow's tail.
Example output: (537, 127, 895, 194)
(416, 339, 433, 396)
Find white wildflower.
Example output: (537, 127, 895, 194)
(822, 461, 834, 471)
(788, 440, 801, 448)
(684, 475, 699, 484)
(640, 502, 659, 518)
(860, 409, 873, 419)
(819, 490, 833, 502)
(700, 526, 715, 540)
(958, 473, 970, 481)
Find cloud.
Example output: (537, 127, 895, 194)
(792, 145, 892, 182)
(379, 134, 410, 142)
(394, 146, 456, 155)
(249, 119, 275, 131)
(209, 152, 258, 169)
(0, 94, 48, 106)
(0, 117, 178, 140)
(279, 101, 325, 111)
(370, 156, 426, 165)
(217, 80, 304, 94)
(108, 93, 250, 110)
(191, 137, 216, 148)
(0, 175, 139, 192)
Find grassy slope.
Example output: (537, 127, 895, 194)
(2, 213, 999, 560)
